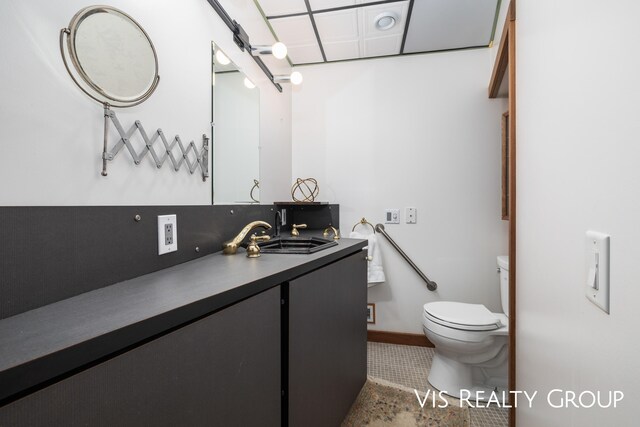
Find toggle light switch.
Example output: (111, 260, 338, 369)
(587, 252, 599, 290)
(585, 231, 610, 313)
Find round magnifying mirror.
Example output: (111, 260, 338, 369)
(62, 6, 159, 107)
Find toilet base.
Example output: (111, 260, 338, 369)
(428, 352, 507, 402)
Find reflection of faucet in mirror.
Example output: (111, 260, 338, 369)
(223, 221, 271, 255)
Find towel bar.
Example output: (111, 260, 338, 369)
(374, 224, 437, 291)
(352, 217, 376, 233)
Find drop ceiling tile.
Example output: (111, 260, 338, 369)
(258, 0, 307, 17)
(287, 44, 324, 64)
(363, 34, 403, 57)
(403, 0, 497, 53)
(361, 1, 410, 38)
(270, 15, 318, 46)
(322, 40, 360, 61)
(308, 0, 356, 11)
(314, 9, 359, 42)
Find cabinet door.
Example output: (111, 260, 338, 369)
(0, 287, 281, 427)
(288, 252, 368, 427)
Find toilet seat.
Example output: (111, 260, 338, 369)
(424, 302, 503, 331)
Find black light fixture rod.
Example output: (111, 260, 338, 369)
(206, 0, 283, 92)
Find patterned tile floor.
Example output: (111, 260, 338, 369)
(367, 342, 509, 427)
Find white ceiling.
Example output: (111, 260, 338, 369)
(256, 0, 499, 65)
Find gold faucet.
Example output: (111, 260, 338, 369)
(323, 226, 340, 240)
(291, 223, 307, 237)
(223, 220, 272, 255)
(246, 234, 271, 258)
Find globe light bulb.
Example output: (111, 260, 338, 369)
(290, 71, 303, 85)
(272, 42, 288, 60)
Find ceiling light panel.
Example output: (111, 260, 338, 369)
(258, 0, 307, 16)
(403, 0, 498, 53)
(360, 1, 409, 58)
(270, 15, 324, 64)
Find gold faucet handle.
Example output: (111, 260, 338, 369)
(246, 234, 270, 258)
(250, 234, 271, 243)
(291, 224, 307, 237)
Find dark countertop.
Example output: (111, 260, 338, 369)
(0, 238, 366, 403)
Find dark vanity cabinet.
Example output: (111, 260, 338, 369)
(0, 242, 368, 427)
(287, 252, 368, 427)
(0, 287, 282, 427)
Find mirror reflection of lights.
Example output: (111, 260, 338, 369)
(215, 49, 231, 65)
(244, 77, 255, 89)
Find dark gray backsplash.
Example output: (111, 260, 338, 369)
(0, 204, 339, 320)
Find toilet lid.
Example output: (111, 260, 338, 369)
(424, 301, 502, 331)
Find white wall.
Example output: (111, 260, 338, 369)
(0, 0, 291, 206)
(517, 1, 640, 425)
(292, 50, 508, 334)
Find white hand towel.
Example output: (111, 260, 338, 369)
(349, 231, 386, 286)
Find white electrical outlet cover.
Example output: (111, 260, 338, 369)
(406, 207, 417, 224)
(585, 230, 610, 313)
(158, 214, 178, 255)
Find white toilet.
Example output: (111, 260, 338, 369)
(422, 256, 509, 400)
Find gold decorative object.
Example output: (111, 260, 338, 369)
(291, 177, 319, 202)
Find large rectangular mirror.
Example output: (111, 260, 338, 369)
(211, 42, 260, 204)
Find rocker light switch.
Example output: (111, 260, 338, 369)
(585, 230, 610, 313)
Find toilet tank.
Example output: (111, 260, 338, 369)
(497, 256, 509, 316)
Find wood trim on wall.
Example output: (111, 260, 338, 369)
(501, 111, 510, 220)
(367, 330, 434, 348)
(488, 2, 516, 426)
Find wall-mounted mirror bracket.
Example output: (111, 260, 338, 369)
(101, 105, 209, 181)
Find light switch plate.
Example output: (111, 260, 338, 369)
(406, 207, 417, 224)
(158, 214, 177, 255)
(385, 209, 400, 224)
(585, 230, 610, 313)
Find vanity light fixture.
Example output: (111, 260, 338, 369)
(374, 12, 398, 31)
(251, 42, 288, 60)
(273, 71, 303, 85)
(206, 0, 283, 92)
(215, 49, 231, 65)
(244, 77, 256, 89)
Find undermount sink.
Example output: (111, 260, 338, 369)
(257, 236, 338, 254)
